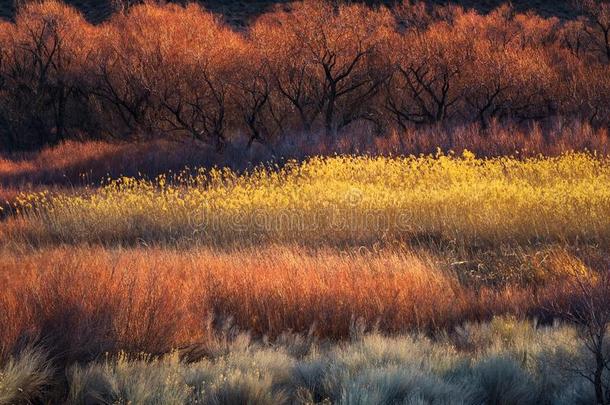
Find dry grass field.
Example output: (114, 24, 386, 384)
(5, 152, 610, 247)
(2, 0, 610, 403)
(3, 150, 610, 403)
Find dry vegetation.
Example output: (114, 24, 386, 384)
(1, 246, 610, 403)
(3, 153, 610, 403)
(2, 0, 610, 404)
(1, 243, 606, 358)
(2, 318, 604, 404)
(0, 245, 492, 361)
(0, 0, 609, 153)
(4, 153, 610, 247)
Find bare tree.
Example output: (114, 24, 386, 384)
(160, 61, 232, 152)
(544, 256, 610, 404)
(579, 0, 610, 62)
(385, 22, 468, 127)
(0, 2, 88, 150)
(253, 15, 323, 136)
(88, 44, 156, 138)
(111, 0, 143, 14)
(230, 50, 274, 150)
(560, 18, 592, 59)
(255, 1, 392, 139)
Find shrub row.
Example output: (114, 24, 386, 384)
(0, 0, 609, 151)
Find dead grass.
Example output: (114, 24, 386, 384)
(0, 139, 226, 188)
(0, 244, 591, 364)
(0, 121, 606, 189)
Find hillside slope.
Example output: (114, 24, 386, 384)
(0, 0, 580, 25)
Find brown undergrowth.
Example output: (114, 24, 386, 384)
(0, 245, 597, 365)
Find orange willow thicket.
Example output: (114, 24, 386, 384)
(0, 245, 556, 363)
(0, 0, 609, 151)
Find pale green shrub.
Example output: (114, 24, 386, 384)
(0, 347, 53, 404)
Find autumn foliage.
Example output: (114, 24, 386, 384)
(0, 0, 608, 151)
(0, 245, 580, 363)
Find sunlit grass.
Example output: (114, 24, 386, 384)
(2, 152, 609, 403)
(7, 151, 610, 247)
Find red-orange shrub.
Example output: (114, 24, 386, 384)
(0, 0, 608, 152)
(0, 246, 592, 363)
